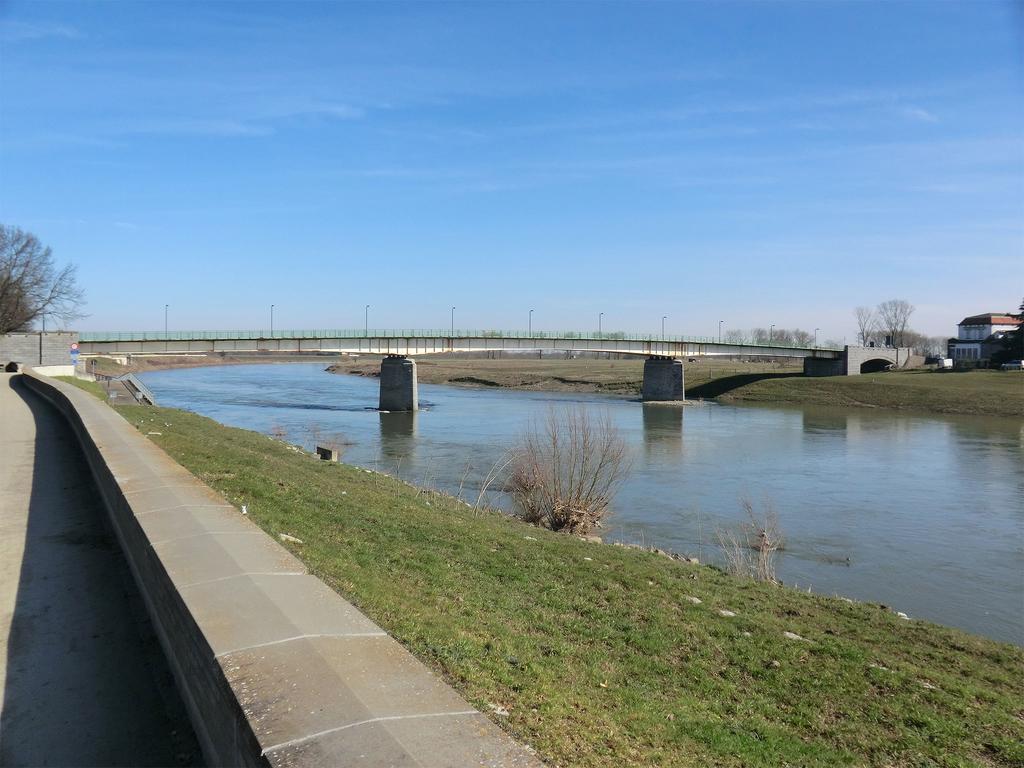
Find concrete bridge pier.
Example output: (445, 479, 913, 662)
(641, 356, 685, 401)
(379, 355, 418, 411)
(803, 357, 844, 376)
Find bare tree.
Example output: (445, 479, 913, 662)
(723, 329, 746, 344)
(854, 306, 878, 346)
(876, 299, 914, 348)
(790, 329, 814, 347)
(507, 406, 632, 536)
(750, 327, 770, 344)
(0, 225, 84, 333)
(902, 330, 947, 357)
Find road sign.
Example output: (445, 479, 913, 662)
(70, 342, 79, 351)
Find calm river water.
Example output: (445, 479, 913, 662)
(139, 363, 1023, 644)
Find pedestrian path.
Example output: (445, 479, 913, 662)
(0, 373, 200, 766)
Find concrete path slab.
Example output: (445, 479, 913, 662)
(223, 635, 487, 751)
(275, 713, 541, 767)
(0, 373, 202, 766)
(155, 528, 307, 587)
(183, 573, 384, 657)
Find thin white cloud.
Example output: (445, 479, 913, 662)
(307, 103, 364, 120)
(0, 21, 82, 42)
(902, 106, 939, 123)
(114, 118, 275, 137)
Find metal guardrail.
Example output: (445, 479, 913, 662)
(94, 372, 157, 405)
(121, 373, 157, 405)
(79, 329, 841, 351)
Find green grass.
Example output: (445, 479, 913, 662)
(699, 369, 1023, 417)
(111, 401, 1023, 768)
(55, 375, 109, 400)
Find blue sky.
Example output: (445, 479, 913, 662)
(1, 1, 1021, 338)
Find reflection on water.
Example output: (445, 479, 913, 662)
(641, 404, 683, 458)
(801, 410, 850, 433)
(139, 363, 1024, 644)
(379, 411, 418, 461)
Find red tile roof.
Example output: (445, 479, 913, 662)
(958, 313, 1021, 326)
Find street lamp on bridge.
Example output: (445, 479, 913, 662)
(719, 320, 723, 343)
(364, 305, 370, 336)
(814, 328, 820, 347)
(662, 315, 667, 340)
(529, 309, 534, 336)
(451, 306, 455, 336)
(770, 324, 775, 344)
(598, 312, 604, 339)
(270, 304, 274, 335)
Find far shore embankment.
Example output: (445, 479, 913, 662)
(89, 353, 1023, 418)
(327, 354, 1023, 418)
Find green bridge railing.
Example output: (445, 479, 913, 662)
(79, 329, 841, 351)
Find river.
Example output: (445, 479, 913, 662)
(138, 363, 1024, 644)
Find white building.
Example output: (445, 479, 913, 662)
(948, 313, 1021, 363)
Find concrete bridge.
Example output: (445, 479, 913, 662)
(77, 329, 910, 411)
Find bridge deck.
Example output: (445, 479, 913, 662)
(78, 330, 842, 360)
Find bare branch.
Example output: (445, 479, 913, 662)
(507, 406, 632, 536)
(0, 225, 85, 333)
(876, 299, 915, 348)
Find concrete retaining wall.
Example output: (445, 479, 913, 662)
(1, 331, 78, 367)
(803, 346, 914, 376)
(22, 371, 539, 768)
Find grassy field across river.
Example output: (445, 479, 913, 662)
(330, 355, 1023, 418)
(58, 376, 1024, 767)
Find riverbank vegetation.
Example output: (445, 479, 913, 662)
(701, 368, 1023, 417)
(58, 379, 1024, 766)
(508, 407, 631, 535)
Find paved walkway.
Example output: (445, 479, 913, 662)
(0, 373, 201, 766)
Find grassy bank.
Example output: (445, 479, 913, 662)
(698, 368, 1024, 418)
(58, 377, 1024, 766)
(332, 356, 1023, 418)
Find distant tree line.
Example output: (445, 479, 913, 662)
(721, 327, 840, 348)
(852, 299, 946, 357)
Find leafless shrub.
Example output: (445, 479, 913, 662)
(716, 498, 784, 583)
(269, 423, 288, 440)
(507, 406, 632, 536)
(475, 450, 518, 511)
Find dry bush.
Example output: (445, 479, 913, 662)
(716, 498, 784, 583)
(507, 406, 632, 536)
